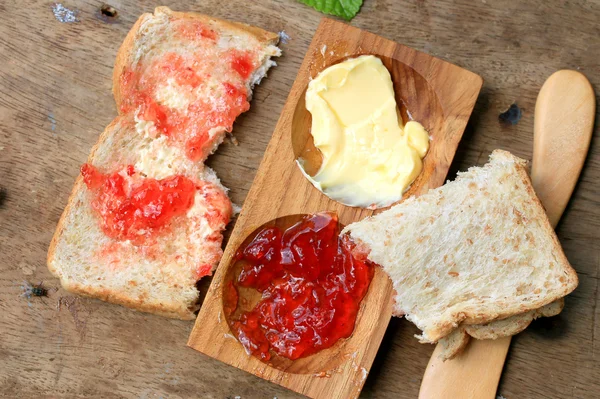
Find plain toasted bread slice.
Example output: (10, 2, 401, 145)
(344, 150, 578, 343)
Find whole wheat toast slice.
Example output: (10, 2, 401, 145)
(344, 150, 578, 343)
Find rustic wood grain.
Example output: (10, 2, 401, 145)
(0, 1, 598, 398)
(187, 17, 481, 399)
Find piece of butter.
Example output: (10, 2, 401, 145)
(299, 55, 430, 208)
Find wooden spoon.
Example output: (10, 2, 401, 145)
(418, 70, 595, 399)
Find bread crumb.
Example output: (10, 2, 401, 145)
(51, 3, 79, 23)
(100, 4, 117, 18)
(48, 113, 57, 133)
(358, 367, 368, 385)
(232, 203, 242, 215)
(278, 31, 291, 44)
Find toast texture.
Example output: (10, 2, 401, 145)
(439, 299, 564, 360)
(344, 150, 578, 343)
(48, 7, 280, 319)
(438, 299, 564, 360)
(113, 6, 279, 106)
(438, 327, 470, 361)
(463, 299, 564, 340)
(112, 6, 280, 162)
(48, 117, 232, 319)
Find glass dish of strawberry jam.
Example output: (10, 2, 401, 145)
(222, 212, 374, 362)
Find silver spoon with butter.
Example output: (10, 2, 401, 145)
(297, 55, 430, 209)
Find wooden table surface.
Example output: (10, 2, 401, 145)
(1, 1, 598, 398)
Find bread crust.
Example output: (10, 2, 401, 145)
(438, 327, 470, 361)
(61, 279, 196, 320)
(437, 299, 564, 356)
(112, 13, 147, 110)
(112, 6, 280, 110)
(47, 117, 124, 276)
(463, 298, 564, 340)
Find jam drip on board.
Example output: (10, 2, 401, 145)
(223, 212, 374, 361)
(81, 164, 196, 244)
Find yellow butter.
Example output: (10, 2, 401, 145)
(299, 55, 430, 208)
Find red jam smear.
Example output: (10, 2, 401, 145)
(229, 50, 255, 79)
(195, 180, 233, 231)
(175, 20, 218, 41)
(81, 164, 196, 244)
(184, 82, 249, 160)
(118, 20, 258, 163)
(224, 212, 374, 361)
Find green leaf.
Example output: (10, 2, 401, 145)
(298, 0, 364, 21)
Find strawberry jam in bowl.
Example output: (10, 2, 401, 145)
(222, 212, 375, 367)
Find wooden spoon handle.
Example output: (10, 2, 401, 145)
(419, 337, 511, 399)
(533, 70, 595, 227)
(418, 70, 594, 399)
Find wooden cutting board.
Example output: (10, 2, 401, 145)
(188, 17, 482, 399)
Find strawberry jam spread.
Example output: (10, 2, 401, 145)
(118, 19, 260, 162)
(81, 163, 196, 244)
(223, 212, 374, 361)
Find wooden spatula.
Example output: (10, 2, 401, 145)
(418, 70, 595, 399)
